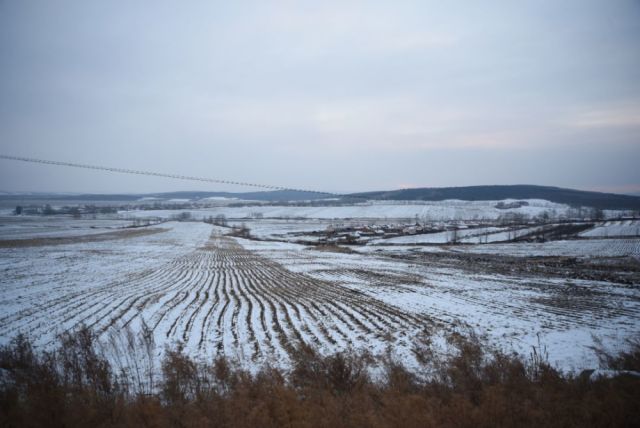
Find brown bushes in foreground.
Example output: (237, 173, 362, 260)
(1, 328, 639, 428)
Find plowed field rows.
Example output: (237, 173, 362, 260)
(0, 226, 431, 367)
(1, 220, 638, 371)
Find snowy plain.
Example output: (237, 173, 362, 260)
(119, 199, 574, 221)
(1, 203, 639, 375)
(579, 220, 640, 238)
(238, 237, 640, 371)
(0, 216, 137, 240)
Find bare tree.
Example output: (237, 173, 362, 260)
(591, 207, 605, 221)
(449, 228, 459, 244)
(214, 214, 227, 226)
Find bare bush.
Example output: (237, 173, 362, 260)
(1, 329, 640, 427)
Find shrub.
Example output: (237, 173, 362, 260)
(1, 329, 639, 427)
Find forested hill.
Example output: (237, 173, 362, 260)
(349, 185, 640, 210)
(3, 185, 640, 210)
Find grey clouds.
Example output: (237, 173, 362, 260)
(1, 1, 639, 194)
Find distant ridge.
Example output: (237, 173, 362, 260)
(2, 185, 639, 210)
(349, 185, 640, 210)
(0, 190, 328, 203)
(149, 190, 327, 202)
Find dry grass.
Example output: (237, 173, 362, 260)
(1, 328, 639, 427)
(309, 244, 357, 254)
(0, 228, 168, 248)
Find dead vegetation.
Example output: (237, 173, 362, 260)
(1, 327, 639, 428)
(401, 250, 640, 285)
(0, 227, 168, 248)
(309, 244, 357, 254)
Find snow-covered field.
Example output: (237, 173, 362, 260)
(580, 220, 640, 238)
(239, 238, 640, 370)
(369, 225, 547, 245)
(456, 238, 640, 258)
(0, 221, 432, 370)
(120, 199, 572, 221)
(228, 219, 336, 242)
(0, 216, 136, 240)
(0, 222, 212, 345)
(1, 210, 639, 374)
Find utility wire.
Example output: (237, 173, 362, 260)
(0, 154, 349, 198)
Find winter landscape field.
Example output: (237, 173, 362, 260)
(3, 1, 640, 425)
(2, 198, 639, 376)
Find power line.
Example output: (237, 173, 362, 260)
(0, 154, 343, 197)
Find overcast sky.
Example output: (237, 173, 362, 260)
(1, 0, 639, 194)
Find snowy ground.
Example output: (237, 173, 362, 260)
(239, 237, 640, 371)
(119, 199, 573, 221)
(454, 238, 640, 258)
(0, 216, 136, 240)
(579, 220, 640, 238)
(0, 221, 431, 370)
(0, 222, 212, 346)
(1, 212, 639, 374)
(227, 219, 337, 242)
(369, 225, 547, 245)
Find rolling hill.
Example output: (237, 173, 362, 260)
(348, 185, 640, 210)
(2, 185, 639, 210)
